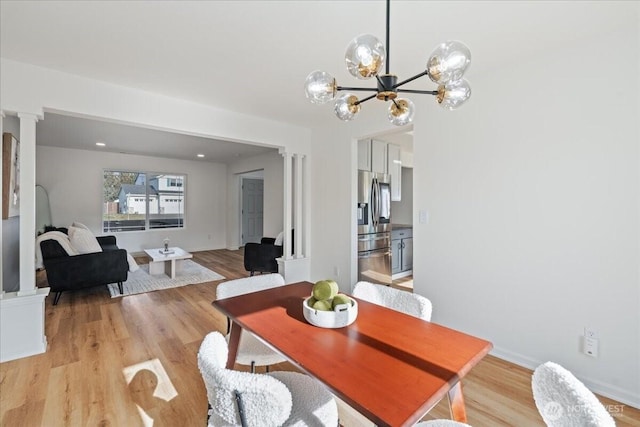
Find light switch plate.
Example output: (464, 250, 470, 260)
(419, 210, 429, 224)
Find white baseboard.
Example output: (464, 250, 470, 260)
(491, 346, 640, 409)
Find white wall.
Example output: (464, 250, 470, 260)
(308, 3, 640, 408)
(391, 167, 413, 225)
(309, 115, 395, 288)
(226, 150, 283, 249)
(36, 145, 228, 253)
(411, 21, 639, 405)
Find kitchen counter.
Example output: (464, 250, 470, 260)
(392, 224, 413, 230)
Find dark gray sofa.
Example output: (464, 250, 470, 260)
(40, 235, 128, 305)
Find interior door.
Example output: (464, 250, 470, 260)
(241, 178, 264, 245)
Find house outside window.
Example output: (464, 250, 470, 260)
(103, 170, 186, 232)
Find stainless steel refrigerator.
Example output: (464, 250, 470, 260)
(357, 170, 392, 285)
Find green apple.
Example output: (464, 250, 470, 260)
(312, 280, 338, 301)
(307, 297, 317, 308)
(326, 279, 339, 295)
(312, 300, 333, 311)
(331, 294, 352, 310)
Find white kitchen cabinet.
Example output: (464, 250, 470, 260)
(358, 139, 402, 200)
(391, 228, 413, 276)
(387, 143, 401, 201)
(357, 139, 371, 171)
(370, 139, 387, 174)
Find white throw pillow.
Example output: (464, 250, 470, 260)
(126, 253, 139, 272)
(71, 221, 91, 231)
(68, 226, 103, 254)
(274, 231, 284, 246)
(35, 231, 78, 269)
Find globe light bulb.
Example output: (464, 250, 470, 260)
(427, 40, 471, 85)
(437, 79, 471, 110)
(334, 93, 361, 121)
(304, 70, 337, 104)
(345, 34, 385, 80)
(388, 98, 415, 126)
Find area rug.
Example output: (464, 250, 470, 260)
(107, 260, 225, 297)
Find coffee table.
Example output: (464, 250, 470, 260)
(144, 247, 193, 279)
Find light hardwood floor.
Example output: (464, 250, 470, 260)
(1, 249, 638, 426)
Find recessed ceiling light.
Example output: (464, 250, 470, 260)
(96, 142, 106, 147)
(197, 154, 205, 158)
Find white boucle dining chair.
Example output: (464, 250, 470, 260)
(352, 281, 432, 321)
(197, 331, 339, 427)
(216, 273, 287, 373)
(532, 361, 616, 426)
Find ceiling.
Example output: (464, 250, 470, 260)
(1, 1, 631, 160)
(35, 112, 276, 163)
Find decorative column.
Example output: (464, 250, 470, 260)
(0, 110, 4, 299)
(294, 153, 304, 258)
(303, 153, 311, 257)
(281, 149, 293, 260)
(0, 111, 50, 363)
(277, 149, 311, 283)
(17, 113, 38, 295)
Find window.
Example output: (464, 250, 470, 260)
(103, 170, 185, 232)
(166, 178, 183, 187)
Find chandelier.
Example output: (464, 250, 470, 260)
(304, 0, 472, 126)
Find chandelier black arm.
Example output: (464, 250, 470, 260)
(393, 70, 430, 89)
(354, 93, 378, 106)
(397, 89, 438, 95)
(336, 86, 378, 92)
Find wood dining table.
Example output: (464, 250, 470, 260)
(212, 282, 492, 427)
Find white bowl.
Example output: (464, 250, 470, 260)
(302, 296, 358, 328)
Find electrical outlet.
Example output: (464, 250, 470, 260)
(583, 327, 599, 357)
(584, 337, 598, 357)
(584, 327, 597, 339)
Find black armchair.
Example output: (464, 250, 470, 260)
(243, 230, 294, 276)
(40, 235, 129, 305)
(243, 237, 283, 276)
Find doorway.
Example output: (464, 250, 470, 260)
(240, 175, 264, 245)
(355, 129, 414, 291)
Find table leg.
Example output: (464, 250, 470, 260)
(175, 259, 185, 276)
(448, 381, 467, 422)
(149, 260, 164, 275)
(226, 322, 241, 369)
(165, 259, 176, 279)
